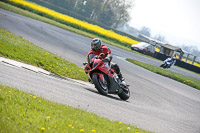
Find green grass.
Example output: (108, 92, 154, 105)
(126, 58, 200, 90)
(0, 84, 150, 133)
(0, 27, 88, 81)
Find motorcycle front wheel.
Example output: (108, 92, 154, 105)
(92, 74, 108, 96)
(118, 87, 130, 101)
(160, 64, 167, 69)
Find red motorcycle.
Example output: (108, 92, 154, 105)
(83, 53, 130, 101)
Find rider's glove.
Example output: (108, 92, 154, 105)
(105, 54, 112, 62)
(105, 57, 111, 61)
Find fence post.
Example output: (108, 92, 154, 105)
(186, 54, 189, 62)
(192, 56, 196, 64)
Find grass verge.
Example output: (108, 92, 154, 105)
(126, 58, 200, 90)
(0, 84, 150, 133)
(0, 27, 88, 81)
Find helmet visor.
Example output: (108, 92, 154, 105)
(91, 43, 98, 51)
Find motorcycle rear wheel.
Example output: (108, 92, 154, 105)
(92, 74, 108, 96)
(118, 87, 130, 101)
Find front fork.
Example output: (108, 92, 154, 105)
(89, 73, 107, 85)
(95, 73, 107, 84)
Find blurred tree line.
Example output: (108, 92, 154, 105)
(42, 0, 132, 28)
(180, 45, 200, 57)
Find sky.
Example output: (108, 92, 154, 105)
(128, 0, 200, 50)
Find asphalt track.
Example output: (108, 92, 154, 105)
(0, 9, 200, 133)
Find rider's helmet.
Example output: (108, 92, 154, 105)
(91, 38, 101, 51)
(172, 54, 176, 60)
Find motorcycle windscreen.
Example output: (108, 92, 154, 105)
(88, 54, 95, 64)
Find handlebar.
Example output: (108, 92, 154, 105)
(83, 62, 87, 66)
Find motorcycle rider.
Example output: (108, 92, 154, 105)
(87, 38, 124, 80)
(163, 54, 177, 68)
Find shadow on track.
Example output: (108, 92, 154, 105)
(84, 88, 129, 102)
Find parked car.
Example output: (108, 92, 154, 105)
(131, 42, 155, 56)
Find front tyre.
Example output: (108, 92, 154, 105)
(160, 64, 167, 69)
(118, 87, 130, 101)
(92, 74, 108, 96)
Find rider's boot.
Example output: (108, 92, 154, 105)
(118, 72, 124, 81)
(118, 72, 129, 87)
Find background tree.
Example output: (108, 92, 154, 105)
(42, 0, 133, 28)
(106, 0, 133, 28)
(180, 45, 200, 56)
(154, 34, 166, 42)
(139, 26, 151, 37)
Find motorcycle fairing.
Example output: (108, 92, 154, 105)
(107, 75, 122, 94)
(97, 62, 116, 78)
